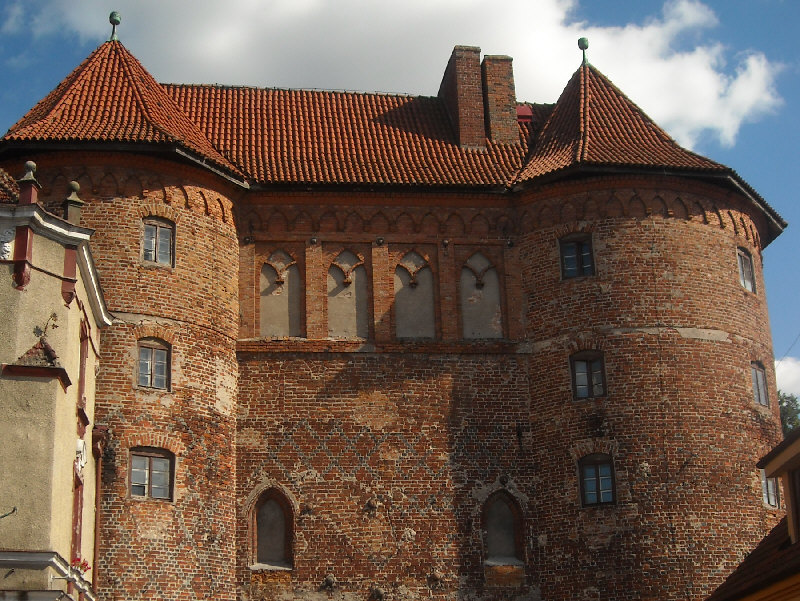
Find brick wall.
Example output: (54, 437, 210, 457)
(1, 151, 783, 601)
(234, 174, 782, 600)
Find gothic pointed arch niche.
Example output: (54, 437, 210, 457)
(394, 251, 435, 339)
(460, 252, 502, 339)
(483, 490, 524, 565)
(260, 250, 302, 337)
(251, 488, 294, 569)
(327, 249, 369, 339)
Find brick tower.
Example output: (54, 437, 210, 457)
(0, 41, 243, 600)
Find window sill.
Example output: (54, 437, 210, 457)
(129, 494, 174, 504)
(140, 261, 174, 271)
(250, 562, 292, 571)
(485, 557, 524, 567)
(136, 385, 172, 393)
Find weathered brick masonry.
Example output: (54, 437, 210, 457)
(0, 33, 787, 601)
(26, 155, 242, 601)
(231, 174, 780, 601)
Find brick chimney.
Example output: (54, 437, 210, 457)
(481, 55, 518, 144)
(438, 46, 485, 148)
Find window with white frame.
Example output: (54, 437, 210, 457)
(137, 338, 170, 390)
(751, 362, 768, 407)
(579, 453, 615, 506)
(130, 447, 173, 500)
(143, 217, 174, 266)
(737, 247, 755, 292)
(760, 469, 780, 508)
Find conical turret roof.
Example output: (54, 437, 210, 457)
(516, 62, 725, 183)
(3, 41, 240, 178)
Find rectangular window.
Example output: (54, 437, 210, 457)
(580, 454, 615, 506)
(560, 235, 594, 279)
(571, 353, 605, 399)
(760, 469, 780, 508)
(738, 248, 755, 292)
(143, 220, 174, 266)
(138, 341, 170, 390)
(751, 363, 768, 406)
(131, 449, 173, 500)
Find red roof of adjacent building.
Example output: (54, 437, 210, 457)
(516, 62, 725, 183)
(706, 518, 800, 601)
(3, 41, 240, 177)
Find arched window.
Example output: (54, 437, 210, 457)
(483, 492, 523, 565)
(253, 489, 293, 568)
(579, 453, 615, 506)
(327, 250, 369, 339)
(460, 252, 502, 339)
(394, 251, 435, 339)
(260, 250, 302, 337)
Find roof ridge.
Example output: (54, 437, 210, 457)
(113, 40, 195, 152)
(111, 42, 177, 145)
(577, 63, 588, 163)
(163, 82, 435, 100)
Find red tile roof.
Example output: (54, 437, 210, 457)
(164, 84, 529, 186)
(706, 518, 800, 601)
(0, 39, 783, 241)
(0, 167, 18, 203)
(3, 42, 239, 177)
(516, 62, 725, 183)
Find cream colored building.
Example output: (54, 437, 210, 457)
(0, 163, 112, 601)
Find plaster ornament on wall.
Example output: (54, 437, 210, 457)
(75, 438, 88, 475)
(0, 227, 14, 260)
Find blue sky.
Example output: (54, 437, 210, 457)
(1, 0, 798, 393)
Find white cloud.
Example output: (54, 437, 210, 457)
(776, 357, 800, 398)
(0, 2, 24, 34)
(1, 0, 784, 149)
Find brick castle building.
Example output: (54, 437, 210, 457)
(0, 16, 788, 601)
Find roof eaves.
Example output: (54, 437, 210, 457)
(246, 180, 510, 195)
(511, 162, 786, 245)
(0, 140, 249, 188)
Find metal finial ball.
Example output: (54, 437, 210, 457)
(69, 181, 80, 193)
(578, 37, 589, 51)
(109, 11, 121, 26)
(25, 160, 36, 174)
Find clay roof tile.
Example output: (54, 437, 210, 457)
(4, 41, 240, 178)
(516, 63, 725, 183)
(0, 167, 19, 203)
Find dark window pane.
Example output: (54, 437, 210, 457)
(486, 496, 517, 560)
(257, 499, 287, 565)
